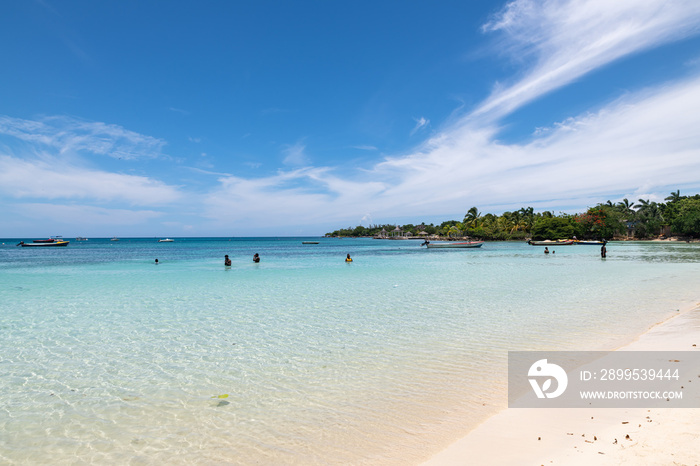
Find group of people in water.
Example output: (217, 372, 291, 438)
(543, 240, 607, 257)
(157, 252, 353, 267)
(224, 253, 259, 266)
(222, 253, 352, 266)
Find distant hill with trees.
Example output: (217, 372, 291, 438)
(325, 191, 700, 241)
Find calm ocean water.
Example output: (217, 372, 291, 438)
(1, 237, 699, 465)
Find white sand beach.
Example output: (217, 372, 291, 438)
(423, 304, 700, 466)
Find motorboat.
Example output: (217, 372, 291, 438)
(18, 240, 70, 247)
(424, 241, 484, 249)
(528, 240, 574, 246)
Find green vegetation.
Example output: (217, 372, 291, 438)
(325, 191, 700, 240)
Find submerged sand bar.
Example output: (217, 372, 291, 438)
(423, 304, 700, 465)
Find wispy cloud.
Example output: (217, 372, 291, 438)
(185, 166, 232, 177)
(169, 107, 190, 115)
(475, 0, 700, 119)
(0, 115, 166, 160)
(373, 73, 700, 214)
(410, 117, 430, 135)
(282, 141, 310, 166)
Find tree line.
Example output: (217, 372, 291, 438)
(325, 191, 700, 240)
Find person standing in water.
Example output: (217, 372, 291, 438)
(601, 241, 607, 258)
(253, 253, 260, 263)
(345, 254, 352, 262)
(224, 255, 231, 266)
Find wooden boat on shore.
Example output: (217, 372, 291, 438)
(574, 240, 606, 245)
(18, 240, 70, 247)
(528, 240, 574, 246)
(424, 241, 484, 249)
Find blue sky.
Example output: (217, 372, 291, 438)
(2, 0, 700, 237)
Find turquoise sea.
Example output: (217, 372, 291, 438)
(1, 237, 699, 465)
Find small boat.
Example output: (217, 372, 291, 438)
(76, 237, 88, 241)
(158, 238, 174, 242)
(424, 241, 484, 249)
(18, 240, 70, 247)
(110, 237, 120, 241)
(32, 238, 56, 243)
(574, 240, 606, 245)
(302, 241, 319, 244)
(528, 240, 574, 246)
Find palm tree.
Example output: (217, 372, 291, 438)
(665, 190, 681, 203)
(619, 198, 636, 212)
(463, 206, 481, 229)
(518, 207, 535, 232)
(616, 198, 636, 220)
(447, 224, 463, 238)
(636, 199, 650, 212)
(636, 200, 663, 237)
(495, 216, 511, 235)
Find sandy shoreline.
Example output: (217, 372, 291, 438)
(422, 304, 700, 465)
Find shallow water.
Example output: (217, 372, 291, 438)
(1, 238, 699, 464)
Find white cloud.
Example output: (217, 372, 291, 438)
(0, 115, 166, 160)
(0, 154, 181, 205)
(202, 167, 387, 229)
(185, 166, 232, 177)
(410, 117, 430, 135)
(375, 74, 700, 214)
(282, 141, 310, 165)
(476, 0, 700, 119)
